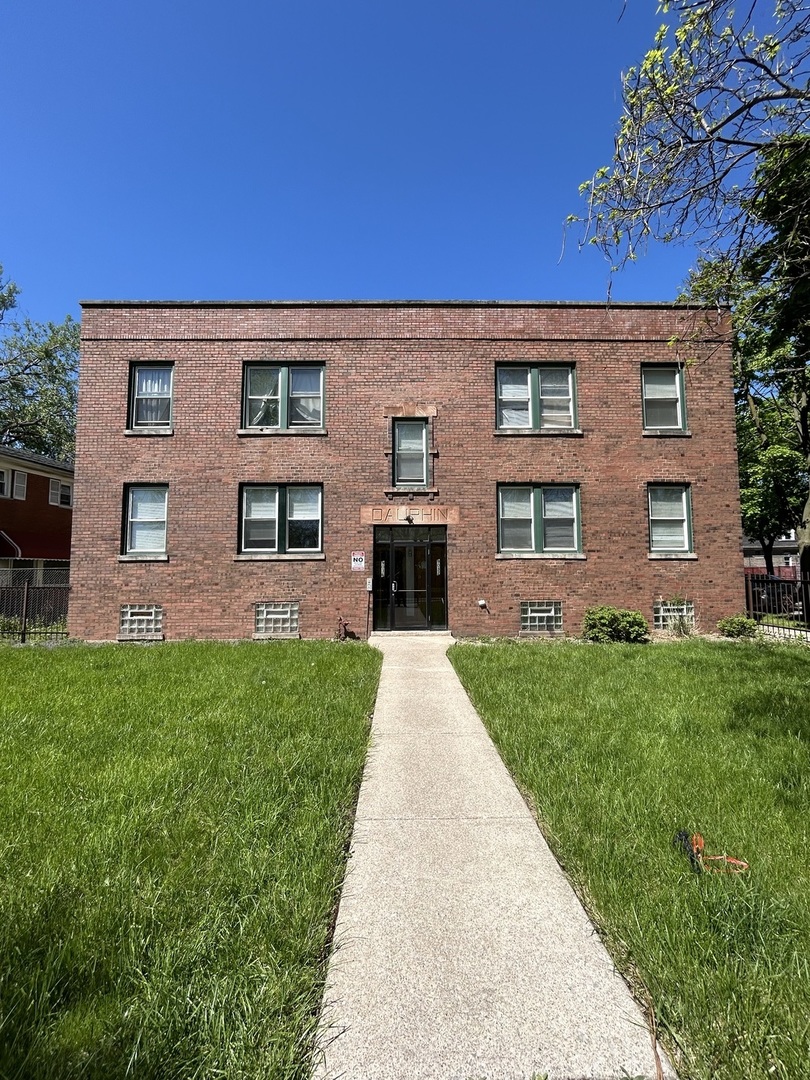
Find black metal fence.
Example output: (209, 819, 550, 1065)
(745, 572, 810, 640)
(0, 582, 70, 643)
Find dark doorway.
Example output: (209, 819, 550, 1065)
(372, 526, 447, 630)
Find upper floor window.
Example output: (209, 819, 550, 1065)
(242, 365, 324, 430)
(641, 365, 686, 431)
(49, 480, 73, 507)
(124, 485, 168, 554)
(240, 484, 322, 553)
(648, 484, 692, 552)
(12, 471, 27, 500)
(0, 469, 7, 498)
(498, 484, 581, 553)
(130, 364, 173, 429)
(393, 420, 428, 486)
(496, 365, 576, 430)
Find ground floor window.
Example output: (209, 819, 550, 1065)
(254, 601, 300, 638)
(520, 600, 563, 633)
(648, 484, 692, 553)
(653, 598, 695, 632)
(240, 485, 322, 553)
(124, 485, 168, 554)
(498, 485, 580, 554)
(118, 604, 164, 640)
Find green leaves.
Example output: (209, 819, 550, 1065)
(0, 264, 78, 460)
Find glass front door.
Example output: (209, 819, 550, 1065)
(372, 526, 447, 631)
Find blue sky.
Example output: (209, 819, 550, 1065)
(2, 1, 698, 325)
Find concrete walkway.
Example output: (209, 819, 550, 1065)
(314, 633, 673, 1080)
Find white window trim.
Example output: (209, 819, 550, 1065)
(0, 469, 7, 498)
(393, 419, 429, 487)
(49, 479, 73, 507)
(642, 365, 686, 431)
(12, 472, 27, 500)
(124, 485, 168, 555)
(648, 484, 692, 553)
(130, 363, 174, 431)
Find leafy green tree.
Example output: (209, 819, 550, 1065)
(577, 0, 810, 269)
(683, 139, 810, 577)
(0, 266, 79, 460)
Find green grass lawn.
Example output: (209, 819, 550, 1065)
(0, 640, 381, 1080)
(449, 638, 810, 1080)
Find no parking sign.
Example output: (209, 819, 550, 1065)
(351, 550, 366, 572)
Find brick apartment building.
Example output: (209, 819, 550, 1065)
(68, 300, 743, 641)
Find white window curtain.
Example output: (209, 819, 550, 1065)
(128, 487, 167, 552)
(538, 368, 573, 428)
(542, 487, 576, 549)
(135, 367, 172, 425)
(497, 368, 531, 428)
(500, 487, 533, 549)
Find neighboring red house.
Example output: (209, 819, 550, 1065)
(69, 300, 744, 641)
(0, 446, 73, 584)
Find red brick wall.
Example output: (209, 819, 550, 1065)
(69, 302, 743, 640)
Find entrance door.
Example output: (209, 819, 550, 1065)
(372, 526, 447, 631)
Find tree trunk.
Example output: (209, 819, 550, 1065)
(797, 486, 810, 626)
(759, 537, 776, 576)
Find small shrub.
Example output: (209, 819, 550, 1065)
(716, 614, 758, 639)
(582, 605, 650, 643)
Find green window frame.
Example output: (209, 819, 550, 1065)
(648, 484, 693, 552)
(242, 365, 324, 430)
(496, 365, 577, 430)
(498, 484, 581, 553)
(641, 365, 686, 431)
(240, 484, 322, 553)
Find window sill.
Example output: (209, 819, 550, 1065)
(118, 554, 169, 562)
(496, 552, 586, 560)
(253, 632, 301, 640)
(519, 631, 565, 638)
(124, 428, 174, 436)
(117, 634, 165, 642)
(648, 552, 697, 560)
(642, 429, 691, 438)
(237, 427, 327, 437)
(383, 487, 439, 497)
(234, 553, 325, 561)
(494, 428, 583, 437)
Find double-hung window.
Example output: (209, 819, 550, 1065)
(496, 365, 576, 430)
(648, 484, 692, 553)
(498, 485, 580, 554)
(124, 485, 168, 555)
(240, 484, 322, 553)
(130, 364, 173, 429)
(393, 420, 428, 486)
(0, 469, 6, 497)
(642, 365, 686, 431)
(49, 479, 73, 507)
(12, 472, 27, 500)
(242, 365, 324, 430)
